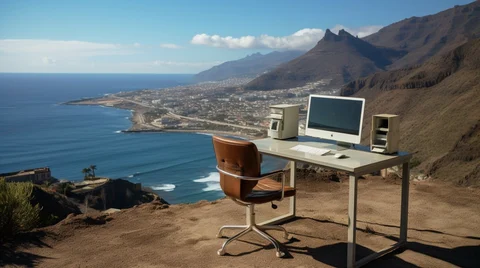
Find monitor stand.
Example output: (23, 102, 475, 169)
(336, 141, 353, 151)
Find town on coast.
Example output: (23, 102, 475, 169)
(66, 77, 334, 139)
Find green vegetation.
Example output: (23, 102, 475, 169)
(90, 165, 97, 177)
(143, 108, 168, 122)
(0, 178, 41, 239)
(55, 182, 74, 196)
(82, 167, 91, 179)
(82, 165, 99, 180)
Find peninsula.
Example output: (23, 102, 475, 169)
(66, 77, 335, 138)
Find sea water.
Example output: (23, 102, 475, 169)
(0, 73, 286, 204)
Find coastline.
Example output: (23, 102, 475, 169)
(64, 97, 262, 140)
(162, 129, 255, 139)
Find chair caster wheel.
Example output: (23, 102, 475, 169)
(217, 249, 225, 256)
(276, 251, 285, 258)
(284, 234, 293, 240)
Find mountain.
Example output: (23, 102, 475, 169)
(244, 29, 406, 90)
(245, 2, 480, 91)
(341, 39, 480, 186)
(193, 50, 304, 82)
(364, 1, 480, 69)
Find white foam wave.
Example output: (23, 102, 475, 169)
(114, 130, 122, 133)
(202, 182, 222, 192)
(152, 184, 176, 192)
(194, 172, 222, 192)
(127, 174, 134, 178)
(125, 117, 129, 119)
(193, 172, 219, 183)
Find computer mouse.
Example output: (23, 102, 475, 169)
(334, 153, 345, 159)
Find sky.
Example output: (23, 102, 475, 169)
(0, 0, 473, 74)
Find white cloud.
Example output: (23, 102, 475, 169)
(42, 56, 57, 65)
(160, 43, 182, 49)
(191, 25, 383, 50)
(191, 28, 323, 50)
(0, 39, 214, 73)
(331, 25, 383, 38)
(0, 39, 131, 57)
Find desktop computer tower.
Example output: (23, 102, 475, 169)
(267, 104, 300, 140)
(370, 114, 400, 154)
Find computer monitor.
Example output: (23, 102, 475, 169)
(305, 94, 365, 147)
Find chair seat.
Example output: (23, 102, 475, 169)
(244, 178, 296, 204)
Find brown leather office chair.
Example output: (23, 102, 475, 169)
(212, 135, 296, 257)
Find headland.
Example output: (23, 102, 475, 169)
(64, 77, 336, 139)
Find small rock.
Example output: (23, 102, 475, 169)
(103, 208, 121, 215)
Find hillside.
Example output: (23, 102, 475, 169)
(364, 1, 480, 69)
(194, 50, 303, 82)
(341, 39, 480, 185)
(245, 2, 480, 91)
(4, 176, 480, 267)
(244, 29, 405, 90)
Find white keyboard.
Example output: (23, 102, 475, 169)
(290, 145, 331, 156)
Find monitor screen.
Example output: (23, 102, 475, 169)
(305, 95, 365, 144)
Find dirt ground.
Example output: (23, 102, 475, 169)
(2, 176, 480, 268)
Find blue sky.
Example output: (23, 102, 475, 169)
(0, 0, 473, 73)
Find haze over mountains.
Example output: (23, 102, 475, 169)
(194, 50, 303, 82)
(341, 39, 480, 186)
(244, 29, 406, 90)
(244, 1, 480, 91)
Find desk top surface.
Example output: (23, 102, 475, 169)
(252, 137, 412, 175)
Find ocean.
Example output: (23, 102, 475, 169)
(0, 73, 286, 204)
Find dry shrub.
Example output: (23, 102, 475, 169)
(0, 178, 41, 240)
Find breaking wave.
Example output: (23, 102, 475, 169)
(152, 184, 176, 192)
(193, 172, 221, 192)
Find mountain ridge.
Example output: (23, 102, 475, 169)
(244, 1, 480, 91)
(194, 50, 304, 82)
(363, 1, 480, 69)
(244, 29, 405, 90)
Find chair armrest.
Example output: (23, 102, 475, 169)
(216, 166, 282, 181)
(216, 166, 287, 201)
(260, 169, 287, 201)
(259, 169, 284, 178)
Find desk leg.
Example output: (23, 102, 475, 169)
(290, 160, 297, 217)
(400, 162, 410, 243)
(347, 174, 358, 268)
(258, 160, 297, 226)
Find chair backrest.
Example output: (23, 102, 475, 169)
(212, 136, 261, 201)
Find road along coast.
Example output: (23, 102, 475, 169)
(64, 96, 265, 139)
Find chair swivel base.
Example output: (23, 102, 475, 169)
(216, 204, 292, 258)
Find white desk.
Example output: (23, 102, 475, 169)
(251, 137, 412, 268)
